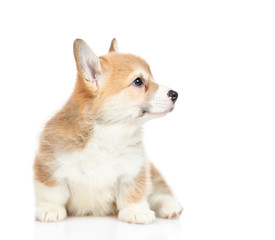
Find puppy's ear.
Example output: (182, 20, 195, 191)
(108, 38, 119, 53)
(73, 39, 102, 87)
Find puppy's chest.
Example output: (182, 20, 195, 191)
(55, 125, 144, 186)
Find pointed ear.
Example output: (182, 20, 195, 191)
(73, 39, 102, 87)
(108, 38, 119, 53)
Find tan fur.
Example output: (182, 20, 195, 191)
(124, 163, 149, 204)
(108, 38, 118, 52)
(33, 89, 94, 186)
(123, 163, 173, 204)
(150, 163, 173, 196)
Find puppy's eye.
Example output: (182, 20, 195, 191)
(132, 78, 143, 87)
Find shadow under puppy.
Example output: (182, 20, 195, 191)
(34, 38, 183, 224)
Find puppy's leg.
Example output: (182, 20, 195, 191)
(34, 180, 69, 222)
(116, 164, 155, 224)
(148, 163, 183, 219)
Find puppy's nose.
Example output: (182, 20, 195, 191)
(167, 90, 178, 103)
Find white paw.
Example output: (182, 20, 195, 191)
(118, 205, 155, 224)
(35, 206, 67, 222)
(157, 197, 183, 219)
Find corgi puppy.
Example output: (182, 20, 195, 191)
(33, 39, 183, 224)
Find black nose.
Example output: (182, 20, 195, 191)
(167, 90, 178, 103)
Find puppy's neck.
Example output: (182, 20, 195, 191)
(92, 122, 143, 148)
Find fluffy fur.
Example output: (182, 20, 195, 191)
(33, 38, 183, 224)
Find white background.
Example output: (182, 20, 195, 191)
(0, 0, 274, 239)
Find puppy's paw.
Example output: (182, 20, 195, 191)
(156, 197, 183, 219)
(35, 206, 67, 222)
(118, 205, 155, 224)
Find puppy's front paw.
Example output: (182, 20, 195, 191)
(157, 197, 183, 219)
(118, 205, 155, 224)
(35, 206, 67, 222)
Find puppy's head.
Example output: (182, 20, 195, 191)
(73, 39, 178, 124)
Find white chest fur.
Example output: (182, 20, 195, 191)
(54, 123, 145, 216)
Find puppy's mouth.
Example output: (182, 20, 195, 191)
(140, 107, 174, 117)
